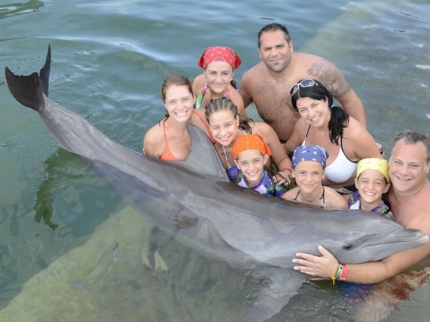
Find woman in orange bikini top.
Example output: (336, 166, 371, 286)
(143, 75, 194, 162)
(144, 74, 218, 162)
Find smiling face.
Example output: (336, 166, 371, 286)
(258, 30, 293, 73)
(295, 97, 330, 128)
(293, 160, 325, 194)
(389, 140, 430, 194)
(355, 169, 390, 210)
(204, 61, 234, 96)
(163, 84, 194, 123)
(235, 149, 269, 187)
(208, 109, 239, 146)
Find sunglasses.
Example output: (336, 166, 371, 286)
(290, 79, 318, 96)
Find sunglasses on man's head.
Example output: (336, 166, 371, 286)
(290, 79, 318, 97)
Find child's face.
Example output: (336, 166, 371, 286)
(355, 169, 390, 206)
(235, 149, 269, 186)
(293, 161, 325, 193)
(208, 110, 239, 146)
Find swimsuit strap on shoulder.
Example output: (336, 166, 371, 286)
(202, 84, 209, 95)
(196, 84, 210, 109)
(222, 145, 232, 169)
(320, 187, 326, 208)
(223, 85, 231, 98)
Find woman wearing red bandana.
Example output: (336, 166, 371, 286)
(193, 46, 245, 118)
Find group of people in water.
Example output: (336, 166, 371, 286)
(143, 23, 430, 286)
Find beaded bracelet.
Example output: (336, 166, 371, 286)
(331, 264, 349, 285)
(331, 264, 340, 285)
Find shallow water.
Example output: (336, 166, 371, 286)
(0, 0, 430, 320)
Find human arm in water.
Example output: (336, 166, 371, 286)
(238, 70, 254, 109)
(293, 216, 430, 284)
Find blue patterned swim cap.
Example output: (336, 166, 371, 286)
(292, 145, 329, 169)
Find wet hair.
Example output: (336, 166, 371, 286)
(290, 79, 349, 146)
(257, 23, 291, 48)
(392, 130, 430, 164)
(205, 97, 253, 134)
(230, 79, 238, 90)
(160, 74, 193, 119)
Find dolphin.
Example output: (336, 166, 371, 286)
(4, 45, 428, 321)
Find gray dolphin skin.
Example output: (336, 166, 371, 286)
(4, 46, 428, 321)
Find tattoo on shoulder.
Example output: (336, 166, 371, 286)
(307, 60, 351, 97)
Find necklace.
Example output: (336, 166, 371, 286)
(222, 145, 232, 169)
(294, 187, 326, 208)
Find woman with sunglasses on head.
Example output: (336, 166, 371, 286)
(206, 97, 293, 187)
(284, 79, 382, 189)
(193, 46, 246, 117)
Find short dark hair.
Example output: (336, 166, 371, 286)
(257, 23, 291, 48)
(392, 130, 430, 163)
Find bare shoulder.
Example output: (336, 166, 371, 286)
(239, 64, 265, 107)
(343, 117, 381, 159)
(281, 187, 299, 201)
(324, 187, 348, 209)
(192, 74, 205, 96)
(298, 52, 351, 98)
(229, 89, 245, 116)
(240, 62, 266, 88)
(344, 117, 367, 137)
(293, 118, 308, 139)
(343, 117, 378, 145)
(143, 122, 164, 156)
(396, 183, 430, 230)
(253, 122, 278, 138)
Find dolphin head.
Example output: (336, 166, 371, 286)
(237, 200, 428, 268)
(311, 210, 428, 264)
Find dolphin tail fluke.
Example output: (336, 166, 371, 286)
(4, 45, 51, 112)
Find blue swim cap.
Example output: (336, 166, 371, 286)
(292, 145, 329, 169)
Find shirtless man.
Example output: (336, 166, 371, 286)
(239, 23, 366, 143)
(293, 130, 430, 283)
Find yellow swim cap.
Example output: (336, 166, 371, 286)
(356, 158, 391, 183)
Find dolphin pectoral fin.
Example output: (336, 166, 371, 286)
(4, 45, 50, 112)
(177, 124, 229, 181)
(241, 271, 304, 322)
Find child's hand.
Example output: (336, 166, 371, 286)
(272, 170, 291, 187)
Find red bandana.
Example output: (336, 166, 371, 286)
(198, 46, 242, 69)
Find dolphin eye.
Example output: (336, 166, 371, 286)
(343, 244, 352, 250)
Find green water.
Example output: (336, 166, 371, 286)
(0, 0, 429, 320)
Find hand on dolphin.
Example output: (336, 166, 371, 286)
(293, 245, 340, 279)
